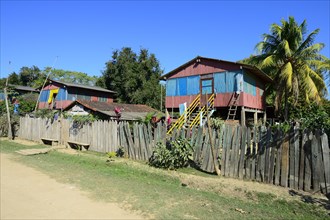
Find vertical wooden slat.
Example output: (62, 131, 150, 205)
(321, 132, 330, 194)
(294, 126, 300, 190)
(298, 130, 306, 190)
(201, 130, 210, 172)
(311, 132, 320, 192)
(315, 130, 326, 193)
(220, 125, 228, 176)
(251, 127, 257, 180)
(233, 126, 241, 178)
(281, 135, 290, 187)
(238, 126, 246, 179)
(264, 128, 272, 183)
(274, 130, 282, 186)
(193, 127, 204, 163)
(269, 129, 276, 184)
(225, 125, 234, 177)
(303, 130, 312, 191)
(245, 128, 251, 180)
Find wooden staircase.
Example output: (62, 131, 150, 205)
(226, 93, 240, 120)
(167, 93, 215, 135)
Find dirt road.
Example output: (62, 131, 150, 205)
(0, 153, 142, 220)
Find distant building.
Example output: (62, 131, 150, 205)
(160, 56, 272, 126)
(38, 79, 116, 110)
(63, 99, 160, 121)
(0, 84, 38, 101)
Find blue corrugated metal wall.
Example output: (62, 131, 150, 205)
(214, 72, 226, 93)
(166, 70, 259, 97)
(177, 77, 187, 96)
(57, 88, 67, 101)
(214, 71, 242, 93)
(244, 72, 256, 96)
(187, 76, 200, 95)
(166, 79, 176, 96)
(40, 90, 50, 102)
(166, 76, 200, 96)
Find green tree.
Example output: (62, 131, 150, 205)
(19, 66, 43, 87)
(101, 47, 164, 110)
(7, 72, 20, 85)
(45, 68, 98, 86)
(248, 17, 329, 120)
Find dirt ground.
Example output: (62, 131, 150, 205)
(0, 153, 142, 220)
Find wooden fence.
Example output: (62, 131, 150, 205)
(171, 124, 330, 194)
(19, 116, 118, 153)
(18, 116, 330, 194)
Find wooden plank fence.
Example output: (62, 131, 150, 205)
(171, 124, 330, 194)
(18, 116, 330, 194)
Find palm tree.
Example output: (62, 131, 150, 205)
(250, 16, 329, 120)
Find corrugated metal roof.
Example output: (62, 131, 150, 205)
(69, 100, 157, 112)
(48, 79, 116, 94)
(64, 100, 160, 120)
(8, 84, 38, 92)
(160, 56, 272, 83)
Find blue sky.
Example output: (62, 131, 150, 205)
(1, 0, 329, 82)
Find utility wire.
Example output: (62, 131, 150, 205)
(34, 56, 59, 112)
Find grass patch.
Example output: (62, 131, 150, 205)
(1, 140, 329, 219)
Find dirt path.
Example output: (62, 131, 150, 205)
(0, 153, 143, 220)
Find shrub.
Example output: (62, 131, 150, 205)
(209, 117, 225, 130)
(149, 137, 194, 170)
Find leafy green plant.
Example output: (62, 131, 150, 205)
(106, 152, 117, 162)
(63, 114, 98, 129)
(209, 117, 224, 130)
(271, 121, 291, 133)
(149, 137, 194, 170)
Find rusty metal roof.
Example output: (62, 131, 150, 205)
(68, 100, 158, 112)
(64, 100, 160, 120)
(160, 56, 272, 83)
(47, 79, 116, 94)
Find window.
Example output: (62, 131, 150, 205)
(98, 97, 107, 102)
(201, 79, 213, 94)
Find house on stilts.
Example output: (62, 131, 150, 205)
(160, 56, 272, 133)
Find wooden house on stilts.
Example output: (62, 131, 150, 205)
(160, 56, 272, 133)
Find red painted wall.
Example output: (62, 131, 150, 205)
(166, 92, 265, 110)
(168, 60, 239, 79)
(39, 100, 73, 110)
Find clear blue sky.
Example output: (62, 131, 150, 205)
(1, 0, 329, 81)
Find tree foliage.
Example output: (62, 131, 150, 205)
(0, 66, 98, 89)
(100, 47, 164, 110)
(46, 68, 98, 86)
(244, 16, 329, 120)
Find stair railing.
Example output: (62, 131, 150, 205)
(189, 93, 215, 128)
(167, 94, 201, 135)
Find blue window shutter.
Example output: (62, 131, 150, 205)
(214, 72, 226, 93)
(244, 72, 257, 96)
(166, 79, 176, 96)
(177, 77, 187, 96)
(187, 76, 200, 95)
(226, 72, 235, 92)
